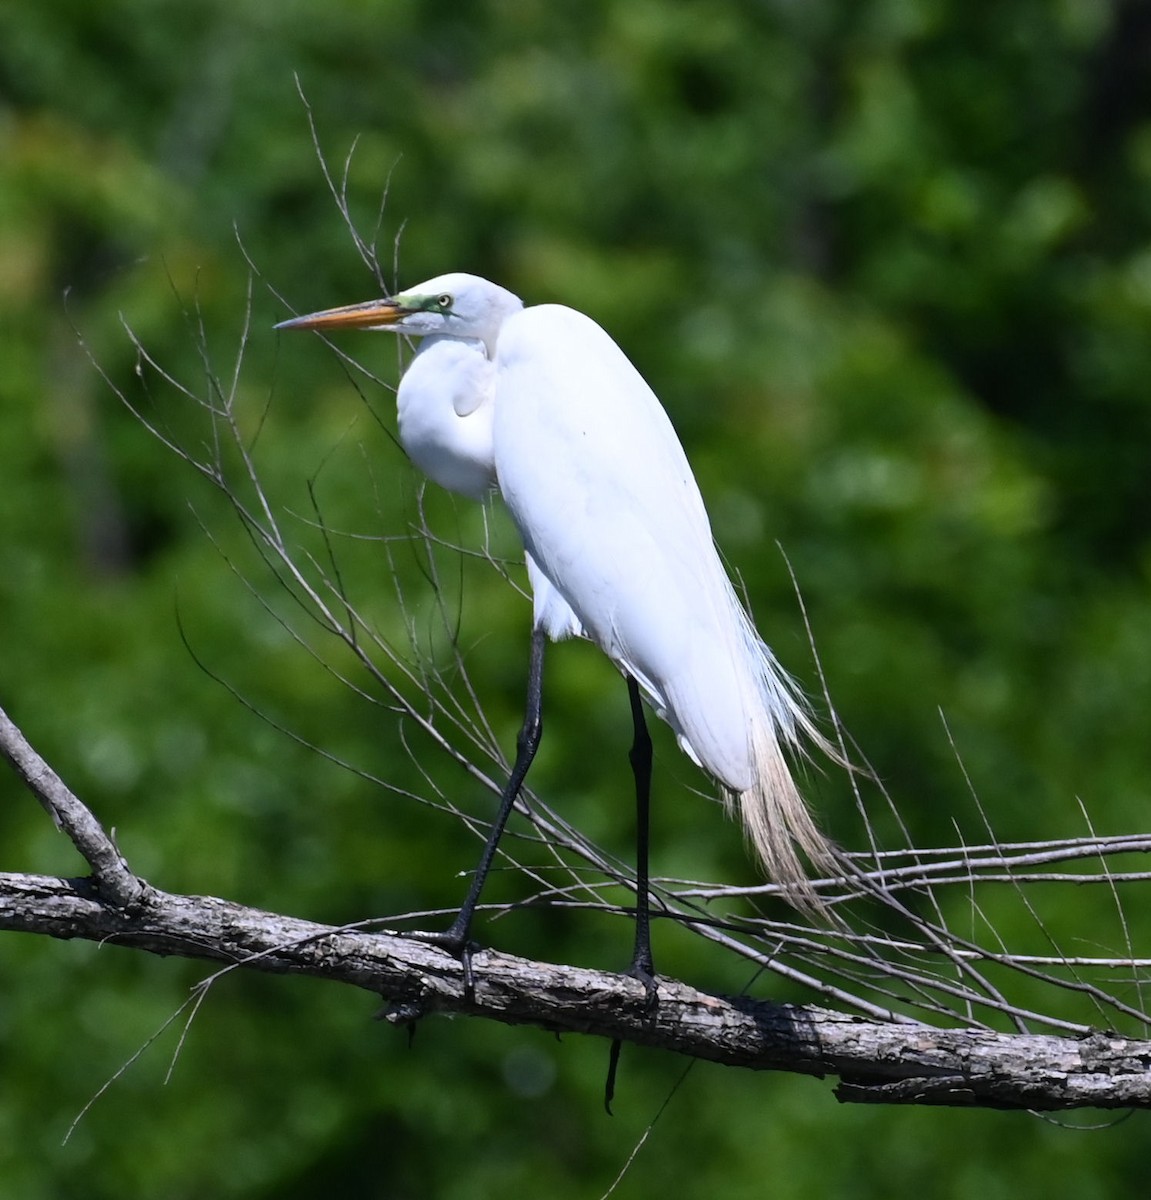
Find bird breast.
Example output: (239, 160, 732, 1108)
(396, 336, 497, 501)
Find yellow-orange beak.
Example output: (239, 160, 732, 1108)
(275, 298, 410, 332)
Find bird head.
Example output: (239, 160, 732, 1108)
(276, 272, 523, 357)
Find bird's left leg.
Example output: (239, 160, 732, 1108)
(410, 626, 546, 995)
(605, 673, 658, 1113)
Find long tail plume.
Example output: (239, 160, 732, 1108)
(730, 618, 844, 919)
(729, 717, 840, 917)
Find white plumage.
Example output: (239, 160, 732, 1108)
(279, 272, 835, 910)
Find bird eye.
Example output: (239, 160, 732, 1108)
(437, 294, 453, 311)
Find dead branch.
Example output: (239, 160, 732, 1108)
(3, 701, 1151, 1111)
(1, 869, 1147, 1111)
(0, 707, 151, 909)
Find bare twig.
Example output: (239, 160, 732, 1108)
(16, 153, 1145, 1111)
(0, 705, 150, 908)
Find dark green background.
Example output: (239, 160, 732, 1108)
(2, 1, 1149, 1196)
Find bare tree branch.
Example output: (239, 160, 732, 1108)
(1, 868, 1147, 1111)
(3, 700, 1151, 1111)
(0, 706, 151, 909)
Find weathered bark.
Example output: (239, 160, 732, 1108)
(2, 870, 1148, 1110)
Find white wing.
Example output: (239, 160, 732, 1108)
(527, 552, 585, 641)
(493, 304, 764, 791)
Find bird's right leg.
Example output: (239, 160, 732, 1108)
(411, 625, 546, 995)
(623, 674, 656, 992)
(605, 673, 658, 1113)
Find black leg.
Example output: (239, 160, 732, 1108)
(605, 673, 658, 1113)
(625, 674, 656, 988)
(417, 626, 546, 992)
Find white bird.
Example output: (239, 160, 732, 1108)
(277, 273, 837, 984)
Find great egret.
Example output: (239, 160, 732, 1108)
(277, 273, 837, 991)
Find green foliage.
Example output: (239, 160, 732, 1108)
(2, 0, 1150, 1195)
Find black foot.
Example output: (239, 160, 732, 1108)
(604, 962, 660, 1113)
(624, 960, 659, 1014)
(397, 926, 479, 998)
